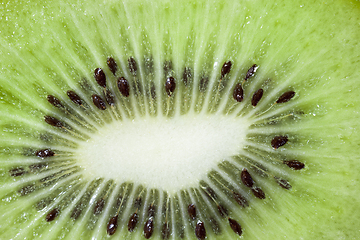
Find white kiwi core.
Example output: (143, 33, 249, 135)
(77, 114, 250, 192)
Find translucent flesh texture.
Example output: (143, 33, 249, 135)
(0, 0, 359, 239)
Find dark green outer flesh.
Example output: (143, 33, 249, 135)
(0, 0, 359, 239)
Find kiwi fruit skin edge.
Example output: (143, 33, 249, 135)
(0, 0, 359, 240)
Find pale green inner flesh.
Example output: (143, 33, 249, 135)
(0, 0, 359, 240)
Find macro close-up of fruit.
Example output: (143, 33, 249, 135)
(0, 0, 359, 239)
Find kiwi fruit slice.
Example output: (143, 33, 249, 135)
(0, 0, 359, 239)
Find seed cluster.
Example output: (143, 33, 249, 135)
(7, 56, 306, 240)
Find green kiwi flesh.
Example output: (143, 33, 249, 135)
(0, 0, 360, 239)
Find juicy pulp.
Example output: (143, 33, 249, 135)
(0, 0, 359, 239)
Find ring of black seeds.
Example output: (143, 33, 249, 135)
(10, 57, 306, 239)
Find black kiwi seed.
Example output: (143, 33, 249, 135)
(92, 94, 106, 110)
(283, 160, 305, 170)
(94, 199, 105, 214)
(35, 149, 55, 158)
(228, 218, 242, 236)
(182, 67, 192, 86)
(9, 167, 26, 177)
(128, 57, 137, 76)
(94, 68, 106, 88)
(47, 95, 64, 108)
(276, 90, 296, 103)
(251, 88, 263, 106)
(221, 60, 232, 78)
(165, 76, 176, 97)
(144, 218, 154, 239)
(233, 192, 248, 207)
(107, 215, 118, 235)
(107, 57, 118, 75)
(162, 223, 170, 240)
(195, 221, 206, 240)
(271, 135, 289, 149)
(45, 208, 59, 222)
(128, 212, 138, 232)
(252, 187, 266, 199)
(188, 204, 197, 220)
(67, 90, 83, 105)
(233, 83, 244, 102)
(117, 77, 130, 97)
(245, 64, 258, 80)
(276, 178, 292, 190)
(44, 116, 63, 128)
(241, 168, 254, 188)
(217, 204, 228, 217)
